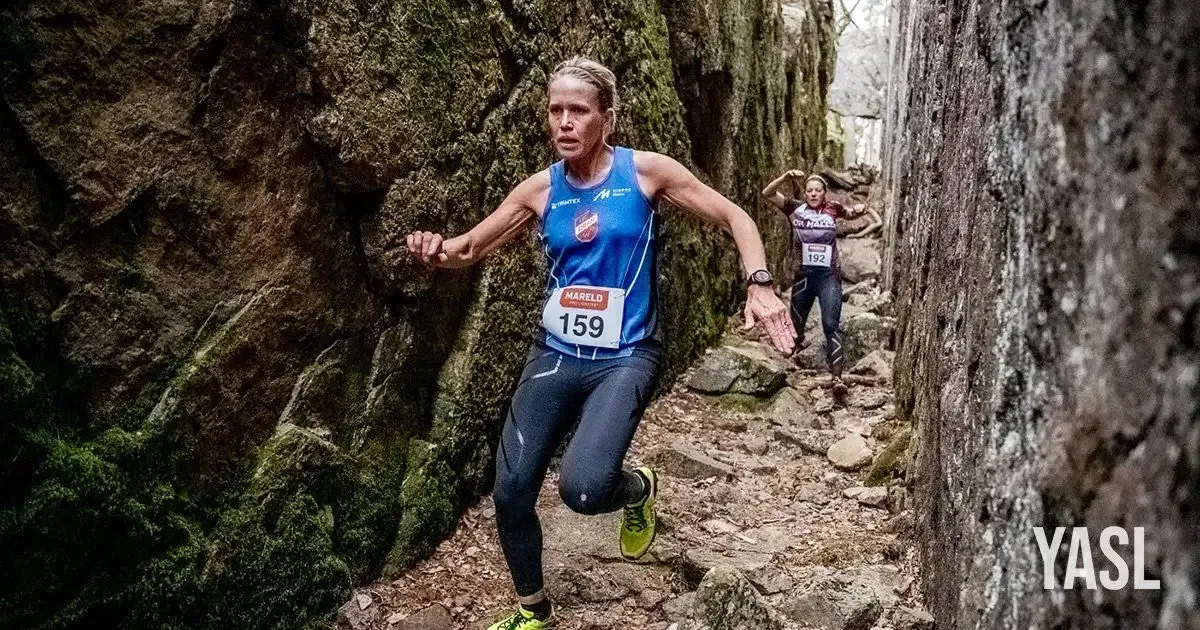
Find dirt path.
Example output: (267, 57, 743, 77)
(336, 316, 930, 629)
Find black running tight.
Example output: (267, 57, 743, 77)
(492, 343, 659, 596)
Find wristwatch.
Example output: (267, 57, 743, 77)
(746, 269, 773, 288)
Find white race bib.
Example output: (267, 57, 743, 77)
(801, 243, 833, 267)
(541, 285, 625, 349)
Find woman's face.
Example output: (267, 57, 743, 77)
(548, 76, 611, 161)
(804, 181, 826, 207)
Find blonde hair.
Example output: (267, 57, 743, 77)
(549, 56, 620, 113)
(804, 174, 828, 190)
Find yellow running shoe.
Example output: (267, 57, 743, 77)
(487, 606, 554, 630)
(620, 466, 658, 560)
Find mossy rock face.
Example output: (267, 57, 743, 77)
(0, 0, 836, 626)
(863, 425, 912, 487)
(0, 312, 36, 406)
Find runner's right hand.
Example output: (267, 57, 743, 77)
(405, 231, 446, 265)
(786, 169, 805, 179)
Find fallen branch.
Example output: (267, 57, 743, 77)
(848, 222, 882, 239)
(847, 207, 883, 238)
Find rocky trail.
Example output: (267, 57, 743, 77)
(335, 174, 933, 630)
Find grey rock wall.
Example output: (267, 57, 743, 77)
(882, 0, 1200, 628)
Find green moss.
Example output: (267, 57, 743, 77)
(0, 427, 204, 629)
(870, 418, 900, 441)
(201, 422, 411, 627)
(383, 440, 458, 574)
(863, 426, 912, 487)
(0, 312, 36, 406)
(205, 494, 351, 629)
(717, 392, 770, 413)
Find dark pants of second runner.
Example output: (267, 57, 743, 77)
(493, 344, 660, 597)
(791, 267, 844, 376)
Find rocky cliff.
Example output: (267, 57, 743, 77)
(882, 0, 1199, 627)
(0, 0, 834, 627)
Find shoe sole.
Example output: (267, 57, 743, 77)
(621, 468, 658, 560)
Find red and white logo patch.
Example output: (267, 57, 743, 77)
(574, 209, 598, 243)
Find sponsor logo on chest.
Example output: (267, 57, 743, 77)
(592, 187, 633, 202)
(560, 287, 610, 310)
(793, 209, 836, 229)
(574, 209, 599, 242)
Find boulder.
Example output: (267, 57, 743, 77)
(392, 604, 453, 629)
(774, 427, 840, 455)
(682, 548, 774, 585)
(763, 388, 816, 427)
(842, 313, 893, 365)
(746, 565, 795, 595)
(648, 444, 735, 480)
(794, 482, 834, 506)
(337, 592, 380, 630)
(781, 574, 883, 630)
(742, 435, 771, 455)
(690, 566, 785, 630)
(891, 605, 936, 630)
(687, 346, 788, 396)
(840, 565, 903, 609)
(837, 239, 883, 284)
(546, 566, 631, 605)
(849, 388, 890, 411)
(637, 589, 668, 610)
(842, 486, 889, 508)
(663, 592, 696, 622)
(827, 435, 874, 471)
(849, 350, 894, 381)
(791, 338, 829, 371)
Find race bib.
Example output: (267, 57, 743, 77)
(801, 243, 833, 267)
(541, 285, 625, 349)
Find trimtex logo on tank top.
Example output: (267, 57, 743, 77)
(574, 208, 599, 243)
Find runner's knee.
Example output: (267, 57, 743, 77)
(558, 469, 616, 515)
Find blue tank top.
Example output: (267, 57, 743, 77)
(539, 146, 661, 359)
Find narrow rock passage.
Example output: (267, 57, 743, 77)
(339, 174, 930, 630)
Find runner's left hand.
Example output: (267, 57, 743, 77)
(742, 284, 796, 355)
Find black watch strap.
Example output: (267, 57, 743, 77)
(746, 269, 773, 287)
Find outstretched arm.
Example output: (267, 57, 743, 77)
(635, 152, 796, 355)
(405, 170, 549, 269)
(760, 169, 804, 211)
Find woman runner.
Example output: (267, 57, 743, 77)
(761, 169, 865, 396)
(405, 57, 795, 629)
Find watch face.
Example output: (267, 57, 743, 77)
(751, 270, 772, 284)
